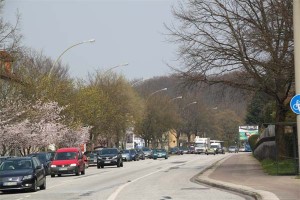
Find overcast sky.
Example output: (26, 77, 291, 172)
(3, 0, 180, 80)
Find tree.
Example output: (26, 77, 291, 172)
(135, 95, 181, 148)
(71, 71, 144, 148)
(167, 0, 294, 157)
(0, 98, 89, 155)
(0, 0, 23, 84)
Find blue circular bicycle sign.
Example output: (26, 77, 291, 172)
(290, 94, 300, 114)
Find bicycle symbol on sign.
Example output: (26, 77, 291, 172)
(292, 100, 300, 112)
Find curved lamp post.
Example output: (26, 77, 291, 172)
(170, 96, 183, 102)
(103, 62, 129, 74)
(48, 39, 96, 77)
(146, 88, 167, 102)
(183, 101, 197, 109)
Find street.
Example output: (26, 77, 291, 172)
(0, 154, 252, 200)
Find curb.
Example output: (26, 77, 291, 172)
(192, 156, 280, 200)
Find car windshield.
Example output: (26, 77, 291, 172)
(142, 147, 150, 151)
(88, 153, 96, 158)
(101, 149, 118, 155)
(55, 152, 77, 160)
(195, 143, 205, 147)
(0, 159, 33, 171)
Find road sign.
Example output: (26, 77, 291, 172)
(290, 94, 300, 114)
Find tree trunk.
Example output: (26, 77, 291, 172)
(275, 102, 288, 160)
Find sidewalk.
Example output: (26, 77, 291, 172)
(195, 153, 300, 200)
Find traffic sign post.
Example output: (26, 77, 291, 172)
(293, 0, 300, 175)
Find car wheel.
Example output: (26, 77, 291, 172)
(75, 168, 80, 176)
(58, 174, 62, 177)
(40, 179, 46, 190)
(101, 165, 104, 168)
(97, 164, 100, 169)
(165, 157, 168, 159)
(30, 179, 37, 192)
(51, 174, 55, 178)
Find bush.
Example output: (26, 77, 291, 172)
(248, 134, 259, 151)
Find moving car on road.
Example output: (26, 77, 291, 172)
(228, 146, 239, 153)
(206, 148, 216, 155)
(0, 156, 46, 192)
(97, 148, 123, 168)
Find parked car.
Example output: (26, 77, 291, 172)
(228, 146, 239, 153)
(0, 156, 11, 165)
(206, 148, 216, 155)
(179, 147, 189, 154)
(152, 149, 168, 160)
(50, 147, 85, 177)
(0, 156, 46, 192)
(169, 147, 183, 155)
(85, 151, 98, 166)
(48, 151, 56, 160)
(28, 152, 52, 175)
(188, 146, 195, 154)
(121, 150, 132, 161)
(129, 149, 139, 161)
(136, 149, 145, 160)
(141, 147, 152, 159)
(97, 148, 123, 168)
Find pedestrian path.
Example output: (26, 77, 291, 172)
(196, 153, 300, 200)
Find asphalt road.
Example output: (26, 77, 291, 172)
(0, 154, 251, 200)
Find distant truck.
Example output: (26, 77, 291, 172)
(194, 137, 210, 154)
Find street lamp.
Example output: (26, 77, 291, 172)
(48, 39, 96, 77)
(183, 101, 197, 109)
(131, 78, 151, 87)
(170, 96, 183, 102)
(103, 62, 129, 74)
(146, 88, 167, 102)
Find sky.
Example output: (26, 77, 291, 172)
(3, 0, 181, 81)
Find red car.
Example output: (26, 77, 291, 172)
(50, 147, 85, 177)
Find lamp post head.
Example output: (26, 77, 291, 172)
(87, 39, 96, 43)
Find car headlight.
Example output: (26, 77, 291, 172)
(112, 156, 117, 159)
(51, 164, 57, 168)
(23, 174, 33, 180)
(70, 163, 77, 167)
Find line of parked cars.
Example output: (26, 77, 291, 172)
(0, 145, 193, 193)
(0, 147, 86, 193)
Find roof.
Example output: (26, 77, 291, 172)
(56, 147, 80, 152)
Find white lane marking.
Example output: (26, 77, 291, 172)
(107, 156, 207, 200)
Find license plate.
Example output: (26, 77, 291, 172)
(104, 161, 111, 164)
(3, 182, 17, 186)
(59, 167, 68, 171)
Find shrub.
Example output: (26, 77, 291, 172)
(248, 134, 259, 151)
